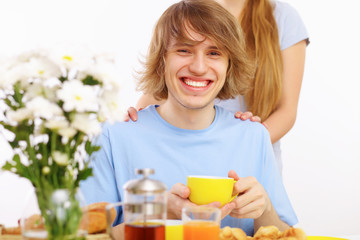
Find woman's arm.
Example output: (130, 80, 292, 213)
(263, 40, 307, 143)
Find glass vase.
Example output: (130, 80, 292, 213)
(21, 187, 88, 240)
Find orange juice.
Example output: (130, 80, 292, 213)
(183, 220, 220, 240)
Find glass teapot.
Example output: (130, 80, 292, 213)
(107, 168, 167, 240)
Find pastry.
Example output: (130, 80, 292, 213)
(219, 226, 247, 240)
(219, 225, 306, 240)
(254, 226, 280, 239)
(85, 202, 117, 234)
(1, 225, 21, 235)
(280, 228, 306, 240)
(24, 214, 44, 231)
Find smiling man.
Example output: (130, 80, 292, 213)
(80, 0, 298, 237)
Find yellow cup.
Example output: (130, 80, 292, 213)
(187, 175, 237, 206)
(165, 220, 183, 240)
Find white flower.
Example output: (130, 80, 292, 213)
(0, 51, 61, 91)
(99, 90, 127, 123)
(0, 62, 29, 91)
(56, 80, 98, 112)
(52, 151, 69, 166)
(49, 45, 93, 71)
(6, 108, 33, 123)
(25, 55, 62, 80)
(45, 118, 69, 130)
(58, 127, 77, 138)
(71, 113, 101, 136)
(24, 83, 58, 102)
(80, 53, 122, 91)
(26, 96, 63, 119)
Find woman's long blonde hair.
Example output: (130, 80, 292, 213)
(241, 0, 283, 120)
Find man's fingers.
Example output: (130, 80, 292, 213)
(205, 202, 222, 208)
(228, 170, 239, 181)
(170, 183, 190, 198)
(229, 198, 265, 219)
(220, 202, 236, 219)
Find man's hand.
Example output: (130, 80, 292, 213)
(228, 170, 271, 219)
(167, 183, 193, 219)
(167, 183, 236, 220)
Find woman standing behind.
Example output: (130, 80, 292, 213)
(134, 0, 309, 173)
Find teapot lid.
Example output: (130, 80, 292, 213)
(124, 168, 167, 194)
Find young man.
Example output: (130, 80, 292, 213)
(80, 0, 297, 236)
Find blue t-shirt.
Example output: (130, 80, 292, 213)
(80, 105, 298, 235)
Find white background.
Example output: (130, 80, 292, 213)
(0, 0, 359, 237)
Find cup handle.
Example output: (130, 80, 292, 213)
(229, 179, 238, 202)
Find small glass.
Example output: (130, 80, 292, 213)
(182, 206, 221, 240)
(165, 220, 183, 240)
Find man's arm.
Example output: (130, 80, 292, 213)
(254, 202, 290, 232)
(228, 171, 291, 232)
(111, 223, 125, 240)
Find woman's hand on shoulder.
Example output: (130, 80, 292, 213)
(124, 107, 142, 122)
(234, 111, 261, 122)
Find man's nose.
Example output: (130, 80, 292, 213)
(188, 54, 208, 75)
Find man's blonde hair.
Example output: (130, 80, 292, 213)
(137, 0, 254, 100)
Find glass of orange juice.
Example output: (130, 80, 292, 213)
(182, 206, 221, 240)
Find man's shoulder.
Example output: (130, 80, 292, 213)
(101, 106, 157, 134)
(215, 106, 266, 133)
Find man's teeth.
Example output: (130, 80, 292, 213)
(184, 79, 207, 87)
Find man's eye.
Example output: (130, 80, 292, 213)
(209, 51, 221, 56)
(177, 49, 189, 53)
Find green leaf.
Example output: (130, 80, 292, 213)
(4, 97, 17, 110)
(2, 161, 15, 171)
(59, 76, 67, 83)
(85, 140, 101, 157)
(13, 153, 21, 164)
(77, 168, 93, 182)
(13, 83, 24, 108)
(82, 75, 101, 86)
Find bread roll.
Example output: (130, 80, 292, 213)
(85, 202, 117, 234)
(1, 225, 21, 235)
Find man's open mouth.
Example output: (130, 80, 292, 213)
(181, 77, 211, 88)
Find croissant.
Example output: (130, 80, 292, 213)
(218, 226, 306, 240)
(219, 226, 247, 240)
(254, 226, 280, 239)
(280, 228, 306, 240)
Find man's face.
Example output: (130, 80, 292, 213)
(164, 28, 229, 111)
